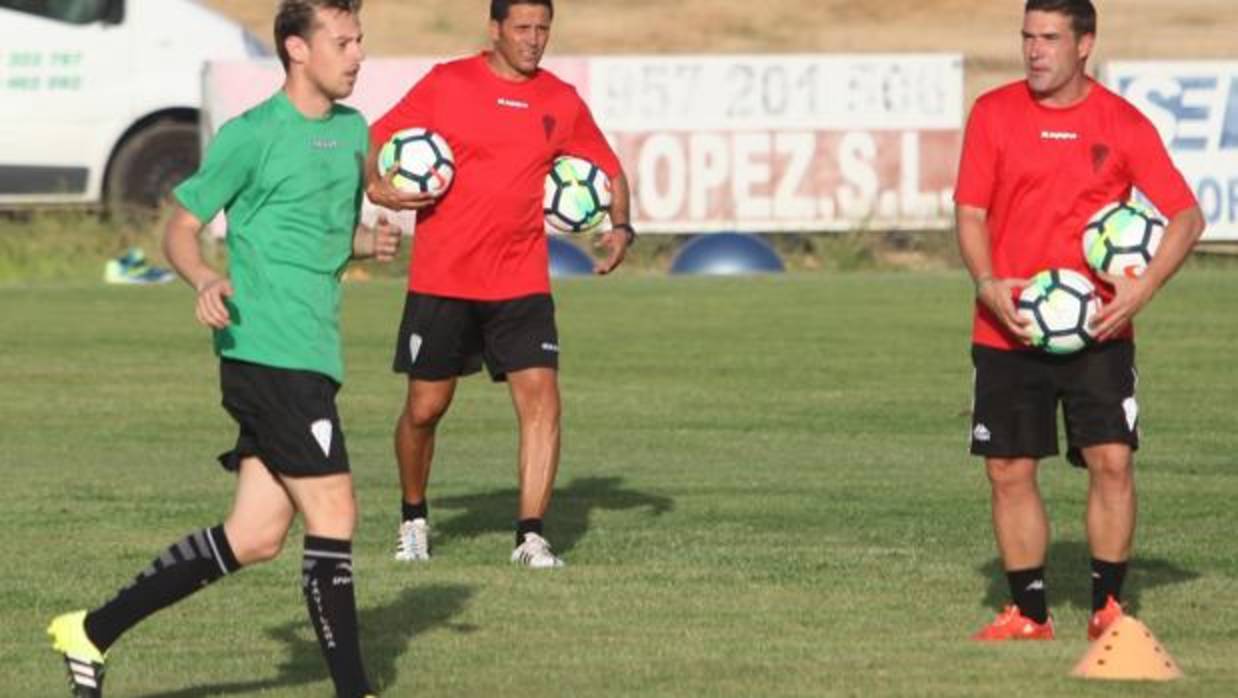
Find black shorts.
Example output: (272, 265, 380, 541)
(970, 341, 1139, 467)
(392, 292, 559, 382)
(218, 359, 350, 477)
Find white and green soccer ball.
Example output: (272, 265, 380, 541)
(1016, 268, 1100, 354)
(377, 128, 455, 197)
(1082, 201, 1165, 279)
(544, 156, 612, 233)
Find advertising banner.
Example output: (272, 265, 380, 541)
(1107, 61, 1238, 241)
(204, 54, 964, 233)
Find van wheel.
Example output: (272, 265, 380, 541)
(106, 120, 200, 214)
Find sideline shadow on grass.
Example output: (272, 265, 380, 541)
(432, 475, 674, 555)
(135, 583, 474, 698)
(978, 540, 1199, 615)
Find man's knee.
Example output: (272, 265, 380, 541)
(1085, 445, 1134, 484)
(299, 485, 358, 538)
(510, 369, 561, 420)
(403, 382, 454, 430)
(227, 526, 287, 565)
(525, 389, 561, 421)
(985, 458, 1038, 494)
(404, 400, 449, 430)
(305, 488, 357, 519)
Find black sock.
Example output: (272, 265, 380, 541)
(402, 499, 427, 522)
(516, 518, 542, 546)
(302, 535, 371, 698)
(1091, 558, 1128, 612)
(1006, 567, 1048, 624)
(84, 525, 240, 652)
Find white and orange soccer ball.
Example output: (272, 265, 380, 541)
(377, 128, 455, 197)
(1083, 201, 1165, 279)
(544, 156, 611, 233)
(1016, 268, 1101, 354)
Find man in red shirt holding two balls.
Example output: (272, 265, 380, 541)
(956, 0, 1205, 641)
(366, 0, 633, 569)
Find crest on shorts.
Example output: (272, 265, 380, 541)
(311, 419, 333, 457)
(408, 333, 423, 364)
(1122, 397, 1138, 431)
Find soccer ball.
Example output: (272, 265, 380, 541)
(1082, 201, 1165, 278)
(1016, 269, 1100, 354)
(377, 128, 455, 197)
(544, 156, 612, 233)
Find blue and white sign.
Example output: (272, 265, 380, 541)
(1107, 61, 1238, 241)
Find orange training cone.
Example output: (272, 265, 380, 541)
(1071, 616, 1183, 681)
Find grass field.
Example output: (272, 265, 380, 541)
(2, 268, 1236, 696)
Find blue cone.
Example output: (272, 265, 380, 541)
(670, 232, 784, 275)
(547, 235, 595, 277)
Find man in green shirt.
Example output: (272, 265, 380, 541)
(47, 3, 396, 697)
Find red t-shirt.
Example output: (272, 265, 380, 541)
(371, 53, 622, 300)
(955, 79, 1197, 350)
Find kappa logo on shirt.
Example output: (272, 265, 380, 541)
(1040, 130, 1079, 141)
(497, 97, 529, 110)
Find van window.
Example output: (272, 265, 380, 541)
(0, 0, 109, 24)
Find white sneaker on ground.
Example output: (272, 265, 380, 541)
(394, 518, 430, 562)
(511, 532, 565, 569)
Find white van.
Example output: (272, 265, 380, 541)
(0, 0, 269, 209)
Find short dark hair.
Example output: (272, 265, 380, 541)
(1025, 0, 1097, 38)
(490, 0, 554, 22)
(274, 0, 363, 70)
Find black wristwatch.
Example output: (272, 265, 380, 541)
(612, 222, 637, 245)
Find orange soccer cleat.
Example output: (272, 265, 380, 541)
(1088, 595, 1125, 641)
(972, 605, 1056, 641)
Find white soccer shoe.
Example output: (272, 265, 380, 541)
(394, 518, 430, 562)
(511, 532, 565, 569)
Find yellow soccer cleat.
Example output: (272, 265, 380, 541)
(48, 611, 106, 697)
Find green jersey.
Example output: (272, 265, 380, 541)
(175, 91, 367, 383)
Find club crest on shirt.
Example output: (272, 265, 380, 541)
(542, 115, 556, 141)
(1091, 143, 1111, 172)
